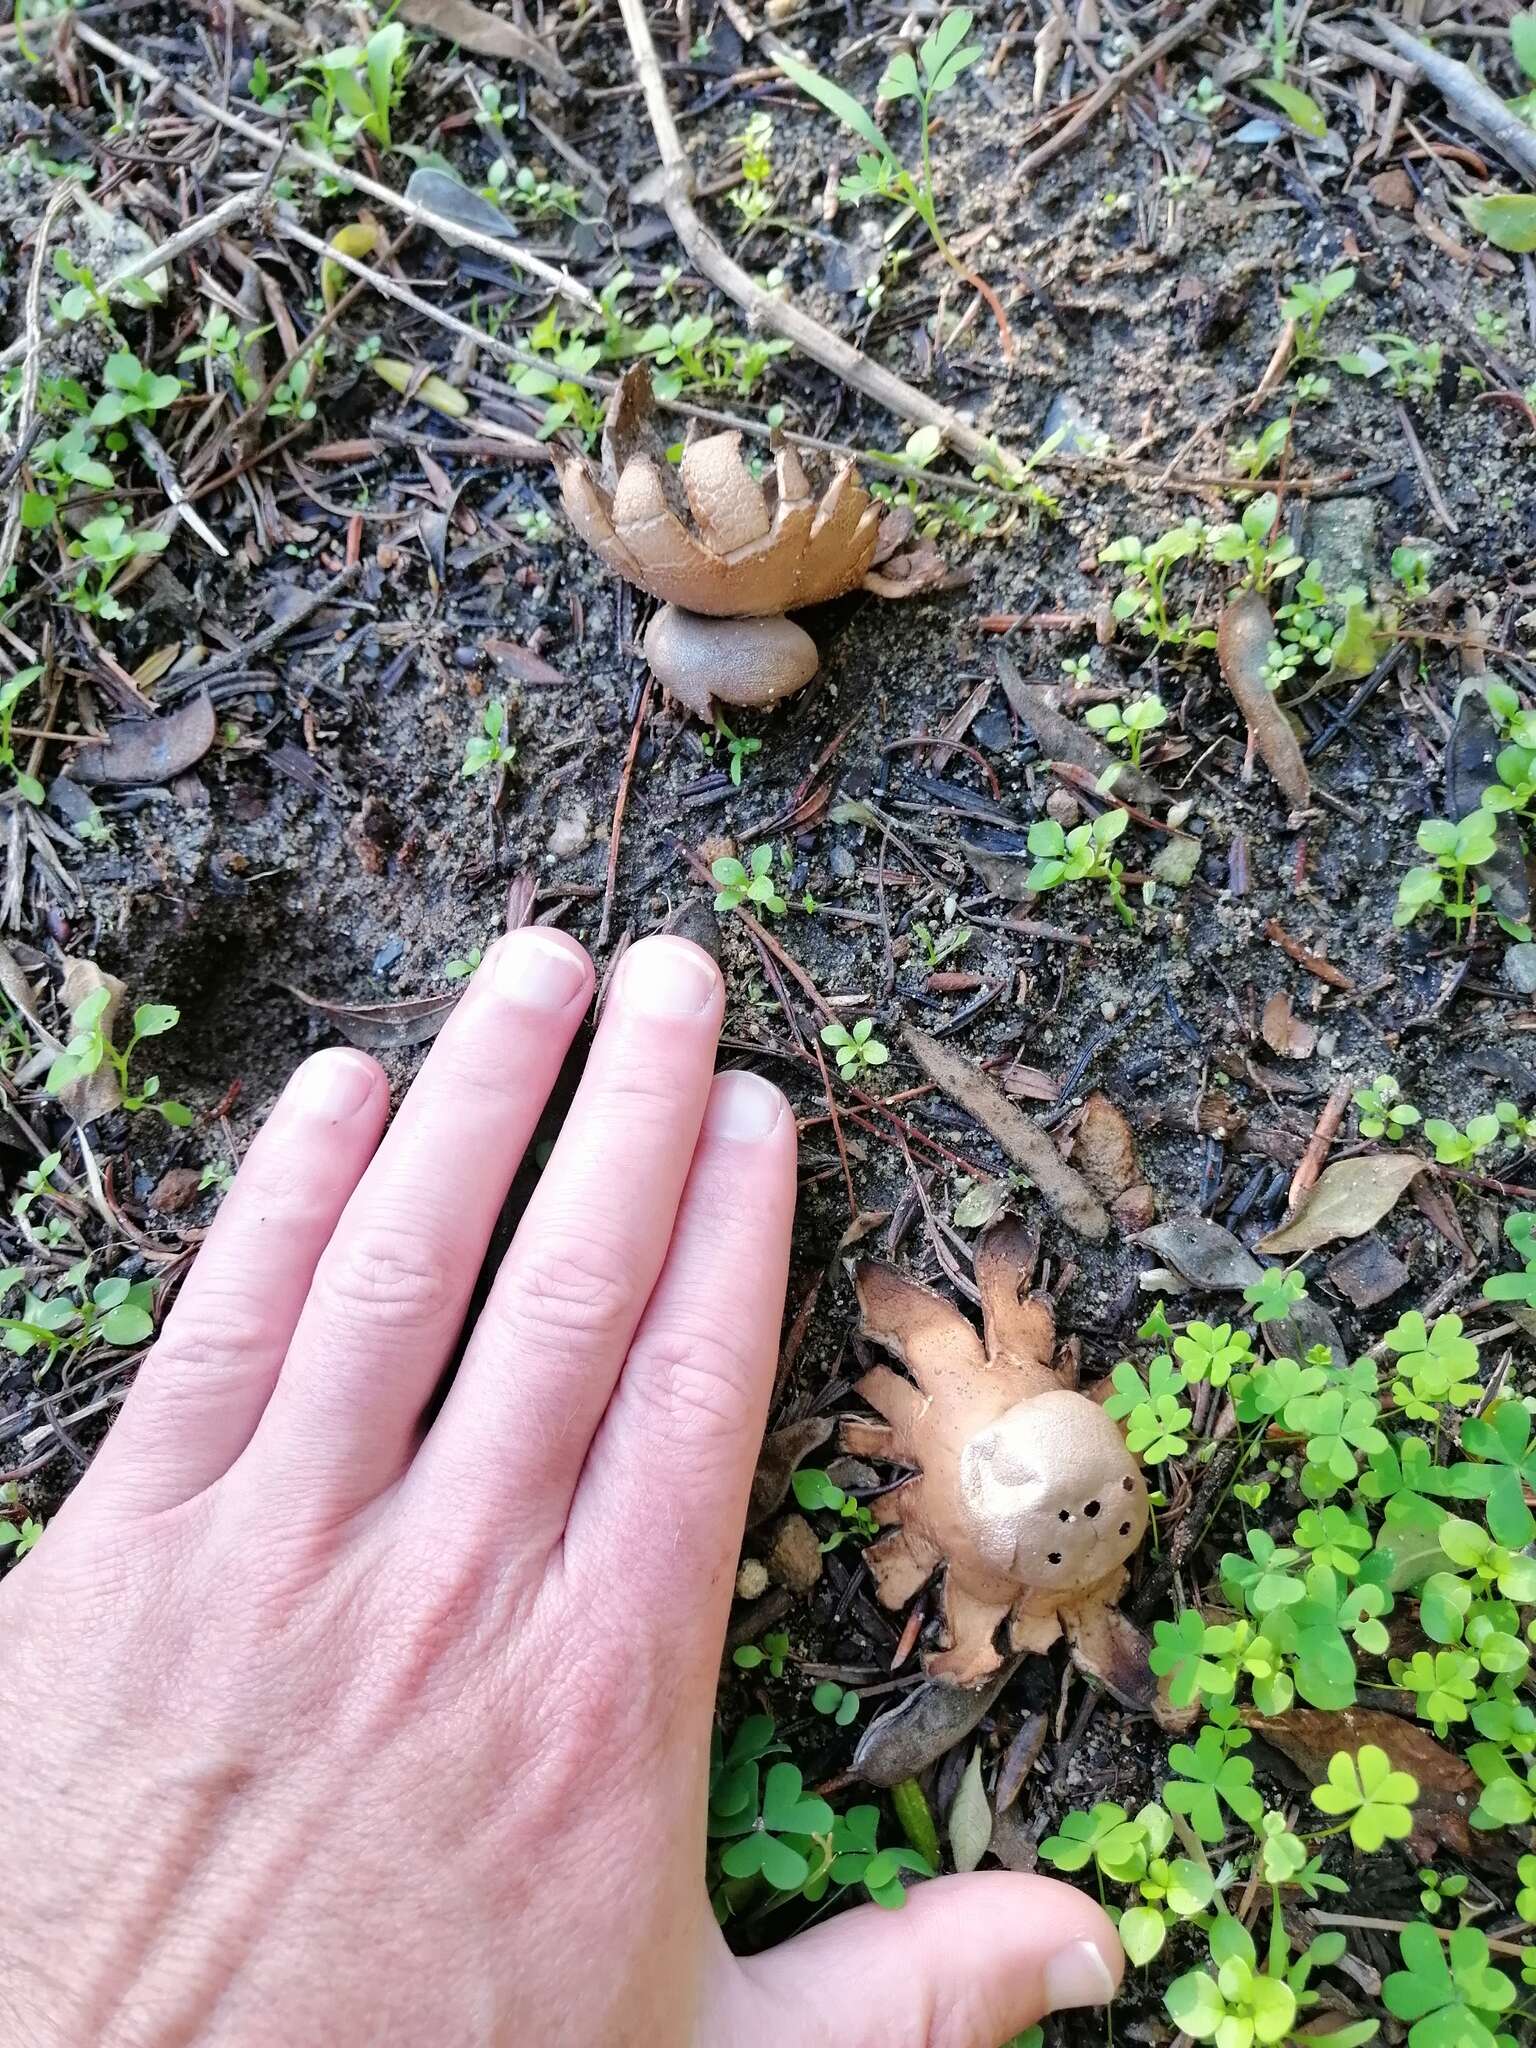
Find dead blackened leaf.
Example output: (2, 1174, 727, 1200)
(1257, 1154, 1426, 1255)
(1063, 1092, 1156, 1231)
(747, 1417, 834, 1527)
(397, 0, 576, 92)
(1135, 1216, 1263, 1290)
(71, 691, 216, 787)
(852, 1661, 1022, 1786)
(282, 982, 459, 1050)
(1328, 1234, 1410, 1309)
(1245, 1706, 1477, 1862)
(1261, 991, 1316, 1060)
(905, 1026, 1111, 1242)
(1218, 590, 1310, 811)
(485, 638, 563, 686)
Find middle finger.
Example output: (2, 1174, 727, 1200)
(411, 933, 723, 1545)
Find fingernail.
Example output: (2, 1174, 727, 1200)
(706, 1069, 784, 1142)
(291, 1049, 378, 1120)
(1043, 1939, 1120, 2012)
(621, 936, 719, 1017)
(493, 930, 589, 1011)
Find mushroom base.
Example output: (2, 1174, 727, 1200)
(642, 605, 819, 721)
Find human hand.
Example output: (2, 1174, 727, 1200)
(0, 920, 1121, 2047)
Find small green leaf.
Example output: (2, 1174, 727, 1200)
(1456, 192, 1536, 254)
(1251, 78, 1329, 139)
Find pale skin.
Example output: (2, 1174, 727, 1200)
(0, 923, 1122, 2048)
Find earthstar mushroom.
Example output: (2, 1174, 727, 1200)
(554, 366, 883, 720)
(843, 1219, 1177, 1720)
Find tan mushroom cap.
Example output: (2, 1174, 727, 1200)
(555, 372, 880, 618)
(958, 1390, 1149, 1592)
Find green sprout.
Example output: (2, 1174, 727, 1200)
(1279, 265, 1355, 361)
(1026, 808, 1134, 927)
(65, 514, 170, 620)
(712, 845, 785, 916)
(1338, 333, 1443, 400)
(1392, 543, 1433, 598)
(88, 350, 184, 426)
(0, 666, 44, 804)
(820, 1017, 889, 1081)
(1099, 522, 1211, 646)
(775, 11, 983, 277)
(1083, 692, 1167, 771)
(1208, 492, 1303, 594)
(1354, 1075, 1420, 1141)
(45, 991, 190, 1124)
(1242, 1266, 1306, 1324)
(1394, 813, 1497, 934)
(462, 700, 515, 779)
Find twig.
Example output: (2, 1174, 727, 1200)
(1371, 14, 1536, 185)
(613, 0, 1023, 477)
(70, 23, 595, 309)
(598, 674, 652, 951)
(1262, 918, 1354, 991)
(1311, 1912, 1528, 1961)
(128, 422, 228, 557)
(159, 565, 360, 700)
(1019, 0, 1222, 176)
(0, 187, 261, 373)
(1394, 401, 1458, 534)
(0, 183, 78, 607)
(1287, 1077, 1353, 1214)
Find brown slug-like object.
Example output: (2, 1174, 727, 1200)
(845, 1219, 1178, 1721)
(554, 366, 882, 721)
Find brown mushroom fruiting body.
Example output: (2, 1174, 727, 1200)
(555, 366, 880, 720)
(844, 1220, 1171, 1718)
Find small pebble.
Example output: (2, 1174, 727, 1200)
(735, 1558, 769, 1601)
(765, 1513, 823, 1594)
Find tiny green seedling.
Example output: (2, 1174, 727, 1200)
(1084, 692, 1167, 771)
(1279, 266, 1355, 361)
(727, 110, 775, 227)
(1060, 652, 1092, 685)
(811, 1680, 860, 1728)
(909, 920, 970, 970)
(1484, 1211, 1536, 1307)
(88, 351, 184, 427)
(733, 1631, 790, 1678)
(1208, 492, 1303, 595)
(1026, 808, 1134, 927)
(46, 992, 191, 1124)
(1099, 522, 1212, 647)
(1391, 543, 1432, 598)
(1338, 333, 1443, 400)
(820, 1016, 889, 1082)
(65, 514, 170, 620)
(444, 946, 483, 981)
(462, 700, 515, 779)
(1229, 418, 1290, 481)
(775, 13, 983, 279)
(177, 308, 268, 404)
(0, 666, 44, 804)
(1354, 1075, 1420, 1140)
(52, 249, 116, 327)
(792, 1467, 879, 1548)
(302, 22, 412, 155)
(1394, 813, 1497, 934)
(703, 714, 760, 786)
(268, 343, 325, 421)
(712, 845, 785, 916)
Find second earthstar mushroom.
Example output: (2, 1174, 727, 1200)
(554, 365, 938, 721)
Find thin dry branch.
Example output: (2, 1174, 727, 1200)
(70, 22, 595, 309)
(613, 0, 1023, 477)
(1371, 14, 1536, 186)
(1019, 0, 1222, 176)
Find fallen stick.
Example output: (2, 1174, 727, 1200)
(903, 1026, 1111, 1242)
(70, 22, 595, 309)
(1371, 14, 1536, 186)
(1019, 0, 1222, 176)
(613, 0, 1022, 477)
(1217, 589, 1311, 813)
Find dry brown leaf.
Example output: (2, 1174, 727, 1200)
(1244, 1705, 1477, 1861)
(1256, 1154, 1426, 1255)
(397, 0, 576, 91)
(71, 691, 216, 787)
(1218, 590, 1310, 811)
(57, 956, 125, 1123)
(904, 1026, 1111, 1241)
(1063, 1092, 1157, 1231)
(282, 983, 458, 1050)
(1261, 990, 1316, 1060)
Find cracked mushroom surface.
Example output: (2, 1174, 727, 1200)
(554, 365, 880, 720)
(844, 1219, 1173, 1718)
